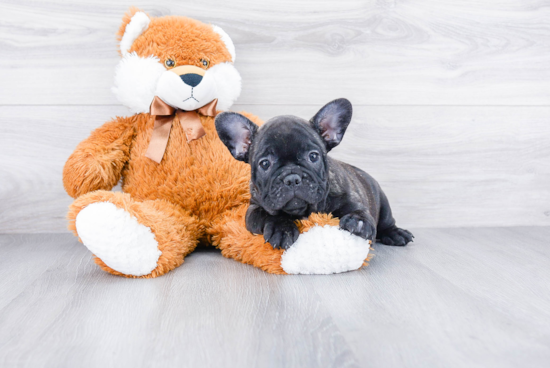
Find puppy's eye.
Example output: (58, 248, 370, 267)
(165, 59, 175, 68)
(200, 59, 210, 68)
(309, 152, 320, 162)
(259, 159, 271, 170)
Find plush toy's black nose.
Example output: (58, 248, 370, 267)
(180, 73, 203, 87)
(283, 174, 302, 188)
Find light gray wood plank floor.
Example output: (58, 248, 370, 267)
(1, 227, 549, 368)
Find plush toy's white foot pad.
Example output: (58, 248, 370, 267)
(281, 225, 370, 275)
(75, 202, 161, 276)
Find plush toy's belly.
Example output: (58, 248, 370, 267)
(120, 114, 250, 225)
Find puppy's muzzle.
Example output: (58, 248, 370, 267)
(171, 65, 205, 87)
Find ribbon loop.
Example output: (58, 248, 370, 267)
(150, 96, 176, 116)
(144, 97, 218, 163)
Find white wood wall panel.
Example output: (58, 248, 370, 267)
(0, 0, 548, 232)
(1, 0, 549, 105)
(0, 105, 548, 232)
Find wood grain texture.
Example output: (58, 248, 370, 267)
(0, 228, 549, 368)
(1, 0, 549, 105)
(1, 3, 548, 366)
(0, 105, 550, 233)
(1, 1, 549, 232)
(1, 105, 548, 232)
(309, 227, 550, 368)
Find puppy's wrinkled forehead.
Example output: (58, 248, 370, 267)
(253, 116, 325, 160)
(215, 98, 352, 164)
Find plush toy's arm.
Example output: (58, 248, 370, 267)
(63, 116, 136, 198)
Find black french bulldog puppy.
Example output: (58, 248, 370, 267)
(215, 99, 413, 250)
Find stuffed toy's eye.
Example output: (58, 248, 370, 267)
(165, 59, 175, 68)
(201, 59, 210, 68)
(259, 159, 270, 170)
(309, 152, 320, 162)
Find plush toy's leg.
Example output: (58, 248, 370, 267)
(209, 205, 287, 274)
(68, 190, 202, 278)
(210, 206, 372, 275)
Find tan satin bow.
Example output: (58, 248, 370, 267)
(145, 96, 218, 163)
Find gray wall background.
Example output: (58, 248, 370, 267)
(1, 0, 549, 232)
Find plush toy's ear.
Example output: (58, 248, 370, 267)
(215, 112, 258, 162)
(212, 25, 236, 62)
(310, 98, 353, 152)
(118, 8, 151, 56)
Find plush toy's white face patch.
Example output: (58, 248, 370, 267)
(155, 63, 241, 112)
(112, 12, 241, 113)
(113, 55, 241, 114)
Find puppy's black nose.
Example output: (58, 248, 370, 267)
(283, 174, 302, 188)
(180, 73, 203, 87)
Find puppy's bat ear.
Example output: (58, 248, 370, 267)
(310, 98, 353, 152)
(215, 112, 258, 163)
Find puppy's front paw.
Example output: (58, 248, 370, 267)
(263, 218, 300, 250)
(340, 213, 376, 241)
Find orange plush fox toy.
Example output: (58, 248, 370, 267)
(63, 8, 371, 278)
